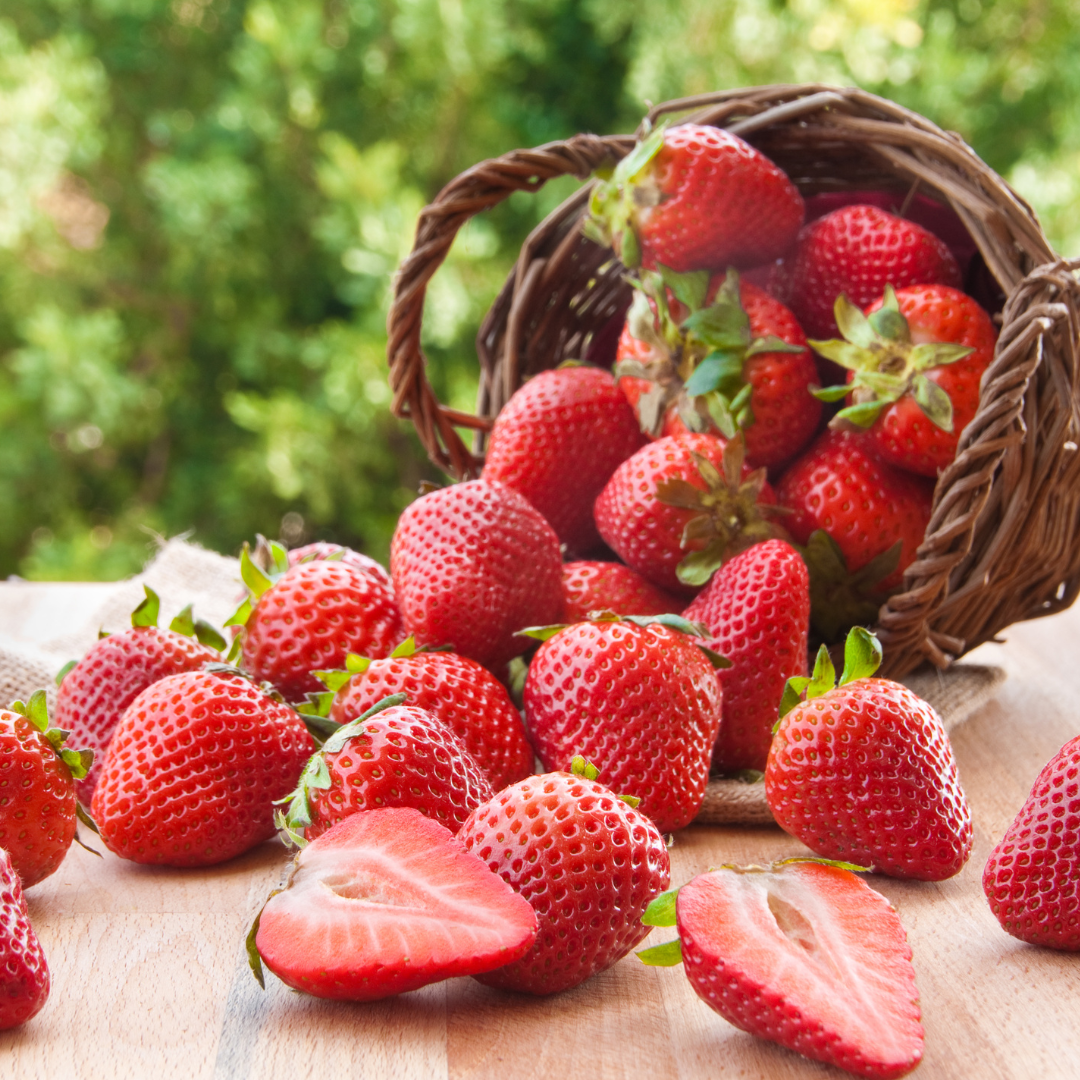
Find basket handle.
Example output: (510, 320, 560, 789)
(387, 133, 635, 478)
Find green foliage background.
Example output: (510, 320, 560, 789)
(2, 0, 1078, 578)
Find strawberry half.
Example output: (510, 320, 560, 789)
(642, 860, 924, 1080)
(251, 807, 538, 1000)
(0, 848, 49, 1029)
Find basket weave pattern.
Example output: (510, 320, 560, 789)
(388, 85, 1080, 679)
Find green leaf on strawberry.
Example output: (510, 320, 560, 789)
(777, 627, 883, 723)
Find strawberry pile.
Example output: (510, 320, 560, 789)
(0, 116, 1073, 1080)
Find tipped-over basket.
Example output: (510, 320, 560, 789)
(387, 84, 1080, 680)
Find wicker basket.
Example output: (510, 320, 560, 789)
(387, 84, 1080, 680)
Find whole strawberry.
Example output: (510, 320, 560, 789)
(236, 555, 403, 701)
(0, 692, 92, 888)
(594, 432, 784, 594)
(287, 540, 393, 588)
(561, 561, 682, 622)
(683, 539, 809, 772)
(55, 586, 222, 804)
(765, 629, 973, 880)
(390, 479, 563, 671)
(523, 616, 723, 832)
(92, 669, 314, 867)
(983, 735, 1080, 949)
(0, 848, 49, 1029)
(785, 203, 961, 340)
(323, 640, 533, 790)
(812, 284, 998, 477)
(586, 123, 803, 273)
(460, 760, 670, 994)
(481, 365, 644, 554)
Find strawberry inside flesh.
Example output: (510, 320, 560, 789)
(256, 808, 538, 1000)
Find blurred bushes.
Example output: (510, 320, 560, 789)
(1, 0, 1078, 578)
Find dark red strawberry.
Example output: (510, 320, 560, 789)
(0, 848, 49, 1029)
(683, 539, 809, 772)
(390, 479, 563, 671)
(460, 761, 670, 994)
(561, 560, 683, 622)
(54, 586, 221, 803)
(594, 432, 784, 594)
(585, 123, 803, 273)
(983, 735, 1080, 950)
(323, 640, 534, 791)
(481, 365, 645, 554)
(92, 669, 314, 867)
(785, 203, 962, 340)
(765, 629, 973, 880)
(522, 616, 723, 832)
(252, 808, 538, 1000)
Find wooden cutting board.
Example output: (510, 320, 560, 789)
(1, 583, 1079, 1080)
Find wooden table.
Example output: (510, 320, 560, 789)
(2, 584, 1079, 1080)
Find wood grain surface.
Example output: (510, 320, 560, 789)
(1, 583, 1078, 1080)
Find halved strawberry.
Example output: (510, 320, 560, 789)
(251, 807, 538, 1000)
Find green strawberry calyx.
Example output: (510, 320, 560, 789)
(809, 286, 974, 432)
(776, 626, 882, 726)
(569, 755, 641, 810)
(655, 433, 789, 587)
(616, 266, 802, 439)
(113, 584, 226, 652)
(9, 689, 94, 780)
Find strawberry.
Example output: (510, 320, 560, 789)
(641, 860, 924, 1079)
(683, 539, 809, 772)
(481, 365, 645, 554)
(585, 123, 803, 273)
(785, 203, 961, 341)
(594, 432, 784, 594)
(0, 692, 93, 889)
(390, 479, 563, 671)
(983, 734, 1080, 950)
(614, 268, 821, 468)
(522, 616, 724, 832)
(460, 759, 670, 994)
(812, 284, 998, 477)
(280, 696, 494, 839)
(320, 639, 534, 790)
(561, 560, 682, 622)
(775, 428, 933, 594)
(765, 629, 973, 880)
(54, 586, 222, 804)
(251, 807, 538, 1000)
(0, 848, 49, 1029)
(233, 552, 403, 702)
(91, 669, 314, 867)
(287, 540, 393, 588)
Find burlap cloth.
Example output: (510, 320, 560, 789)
(0, 537, 1005, 826)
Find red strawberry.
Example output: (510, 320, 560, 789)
(390, 479, 563, 671)
(252, 807, 538, 1000)
(287, 540, 393, 588)
(54, 586, 221, 803)
(324, 641, 533, 790)
(785, 203, 961, 340)
(586, 123, 803, 273)
(460, 761, 670, 994)
(522, 617, 722, 832)
(237, 557, 403, 701)
(655, 861, 924, 1079)
(683, 539, 809, 772)
(481, 365, 645, 554)
(281, 698, 494, 839)
(561, 560, 682, 622)
(983, 735, 1080, 949)
(615, 269, 821, 468)
(594, 432, 784, 594)
(0, 693, 92, 889)
(765, 629, 973, 880)
(0, 848, 49, 1029)
(776, 428, 933, 592)
(812, 284, 998, 477)
(91, 669, 314, 867)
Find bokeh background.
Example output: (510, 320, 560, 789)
(3, 0, 1079, 579)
